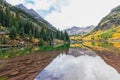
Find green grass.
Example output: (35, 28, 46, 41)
(0, 44, 70, 59)
(99, 27, 119, 39)
(0, 76, 9, 80)
(39, 44, 70, 51)
(0, 48, 33, 59)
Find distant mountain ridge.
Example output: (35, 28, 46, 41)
(65, 25, 95, 35)
(16, 4, 56, 30)
(16, 4, 42, 20)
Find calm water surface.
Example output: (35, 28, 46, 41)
(0, 42, 120, 80)
(35, 42, 120, 80)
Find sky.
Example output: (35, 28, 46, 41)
(6, 0, 120, 30)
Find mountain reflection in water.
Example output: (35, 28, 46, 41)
(35, 48, 120, 80)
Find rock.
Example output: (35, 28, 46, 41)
(9, 70, 19, 76)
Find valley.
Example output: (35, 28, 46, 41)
(0, 0, 120, 80)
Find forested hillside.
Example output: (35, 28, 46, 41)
(0, 0, 70, 46)
(82, 5, 120, 41)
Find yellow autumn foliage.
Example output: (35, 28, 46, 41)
(33, 47, 39, 51)
(82, 42, 92, 46)
(70, 43, 82, 47)
(82, 26, 120, 41)
(112, 33, 120, 39)
(70, 36, 81, 41)
(116, 28, 120, 33)
(82, 35, 91, 41)
(112, 42, 120, 48)
(70, 36, 75, 40)
(32, 38, 39, 43)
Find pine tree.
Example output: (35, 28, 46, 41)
(56, 30, 61, 39)
(64, 30, 70, 42)
(5, 8, 10, 27)
(2, 35, 7, 44)
(29, 30, 33, 41)
(20, 27, 25, 37)
(60, 31, 64, 40)
(40, 27, 48, 41)
(39, 38, 44, 46)
(9, 25, 17, 39)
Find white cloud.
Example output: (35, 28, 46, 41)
(6, 0, 120, 30)
(7, 0, 25, 5)
(45, 0, 120, 30)
(25, 0, 54, 10)
(7, 0, 55, 10)
(6, 0, 66, 15)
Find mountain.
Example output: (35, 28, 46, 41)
(16, 4, 42, 20)
(1, 0, 6, 2)
(16, 4, 56, 30)
(83, 5, 120, 41)
(93, 5, 120, 31)
(0, 1, 69, 45)
(65, 26, 95, 35)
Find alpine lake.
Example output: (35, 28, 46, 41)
(0, 42, 120, 80)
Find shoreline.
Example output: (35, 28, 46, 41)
(0, 50, 64, 80)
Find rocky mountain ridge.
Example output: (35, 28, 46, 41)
(65, 25, 95, 35)
(16, 4, 56, 30)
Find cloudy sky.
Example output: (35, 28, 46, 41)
(6, 0, 120, 30)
